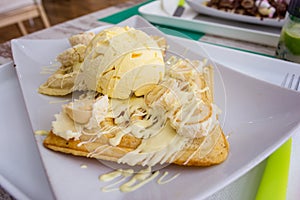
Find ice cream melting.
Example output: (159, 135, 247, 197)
(76, 26, 165, 99)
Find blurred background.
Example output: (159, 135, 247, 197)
(0, 0, 140, 43)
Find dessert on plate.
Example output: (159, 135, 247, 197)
(205, 0, 288, 20)
(40, 26, 229, 167)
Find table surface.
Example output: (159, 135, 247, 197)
(0, 0, 298, 199)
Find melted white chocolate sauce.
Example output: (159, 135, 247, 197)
(52, 60, 219, 166)
(157, 171, 180, 184)
(34, 130, 49, 135)
(40, 64, 60, 74)
(51, 53, 221, 168)
(99, 167, 180, 193)
(49, 99, 71, 104)
(80, 164, 88, 169)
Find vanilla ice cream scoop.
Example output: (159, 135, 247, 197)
(77, 26, 165, 99)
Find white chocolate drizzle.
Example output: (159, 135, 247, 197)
(35, 130, 49, 135)
(51, 51, 221, 168)
(99, 167, 180, 193)
(157, 171, 180, 184)
(80, 164, 88, 169)
(49, 99, 71, 104)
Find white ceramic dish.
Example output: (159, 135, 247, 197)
(0, 62, 54, 200)
(11, 16, 300, 200)
(138, 1, 281, 46)
(186, 0, 287, 27)
(0, 60, 267, 200)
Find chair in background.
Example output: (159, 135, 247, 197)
(0, 0, 50, 35)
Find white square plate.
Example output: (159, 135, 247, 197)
(11, 16, 300, 200)
(0, 62, 54, 200)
